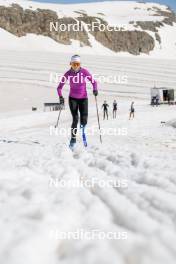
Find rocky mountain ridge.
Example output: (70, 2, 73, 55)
(0, 1, 175, 55)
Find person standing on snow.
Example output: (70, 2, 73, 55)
(129, 102, 135, 120)
(155, 94, 159, 106)
(57, 55, 98, 148)
(113, 100, 118, 119)
(167, 93, 171, 105)
(102, 100, 109, 120)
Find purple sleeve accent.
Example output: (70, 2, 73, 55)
(57, 72, 69, 97)
(84, 69, 98, 91)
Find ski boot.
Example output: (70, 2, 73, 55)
(80, 125, 87, 147)
(69, 138, 76, 150)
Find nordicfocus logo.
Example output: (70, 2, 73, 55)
(49, 72, 128, 85)
(49, 126, 128, 137)
(50, 20, 128, 32)
(49, 229, 128, 240)
(49, 177, 128, 189)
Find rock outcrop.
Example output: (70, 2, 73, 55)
(133, 6, 176, 37)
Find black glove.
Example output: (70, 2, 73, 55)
(93, 90, 98, 96)
(59, 96, 64, 105)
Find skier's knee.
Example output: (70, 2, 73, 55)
(81, 115, 87, 127)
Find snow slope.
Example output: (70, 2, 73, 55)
(0, 50, 176, 264)
(0, 0, 168, 23)
(0, 0, 176, 58)
(0, 50, 176, 113)
(0, 28, 116, 55)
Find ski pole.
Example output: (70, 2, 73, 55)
(95, 96, 102, 144)
(55, 106, 62, 128)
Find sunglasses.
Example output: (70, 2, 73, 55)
(71, 62, 80, 67)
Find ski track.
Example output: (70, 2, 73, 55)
(0, 114, 176, 264)
(0, 51, 176, 263)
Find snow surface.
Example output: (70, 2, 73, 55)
(0, 0, 176, 58)
(0, 50, 176, 264)
(166, 119, 176, 128)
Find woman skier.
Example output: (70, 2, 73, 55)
(57, 55, 98, 149)
(129, 102, 135, 120)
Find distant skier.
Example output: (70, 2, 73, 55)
(102, 100, 109, 120)
(153, 96, 157, 106)
(155, 94, 159, 106)
(113, 100, 118, 119)
(151, 96, 155, 106)
(129, 102, 135, 120)
(57, 54, 98, 149)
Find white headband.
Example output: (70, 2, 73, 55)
(71, 55, 81, 63)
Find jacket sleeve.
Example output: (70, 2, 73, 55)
(57, 72, 68, 97)
(84, 69, 97, 91)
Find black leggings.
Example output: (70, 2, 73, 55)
(113, 109, 117, 118)
(69, 97, 88, 140)
(103, 109, 108, 120)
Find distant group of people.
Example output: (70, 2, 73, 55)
(101, 100, 117, 120)
(102, 100, 118, 120)
(102, 100, 135, 120)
